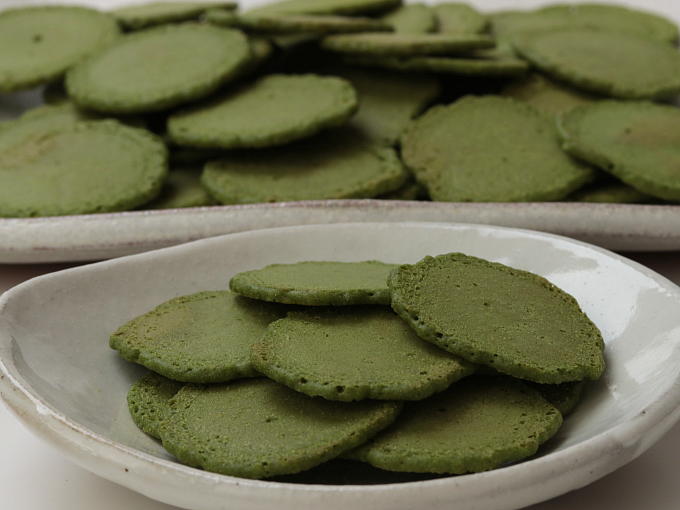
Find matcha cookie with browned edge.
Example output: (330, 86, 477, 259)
(346, 376, 562, 473)
(0, 119, 167, 217)
(114, 2, 236, 30)
(128, 373, 183, 439)
(159, 379, 402, 479)
(381, 3, 435, 34)
(389, 253, 605, 383)
(248, 0, 401, 16)
(433, 3, 487, 34)
(513, 28, 680, 100)
(201, 127, 407, 203)
(344, 54, 528, 77)
(401, 96, 594, 202)
(231, 260, 396, 305)
(0, 6, 120, 92)
(321, 33, 494, 56)
(110, 291, 286, 383)
(66, 24, 251, 114)
(252, 308, 474, 401)
(168, 74, 358, 149)
(237, 13, 391, 34)
(559, 101, 680, 201)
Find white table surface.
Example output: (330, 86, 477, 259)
(0, 252, 678, 509)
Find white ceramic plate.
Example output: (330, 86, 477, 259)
(1, 222, 680, 510)
(2, 0, 680, 262)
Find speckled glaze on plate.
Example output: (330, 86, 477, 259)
(1, 222, 680, 510)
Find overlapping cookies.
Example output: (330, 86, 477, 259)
(113, 254, 605, 480)
(1, 0, 679, 217)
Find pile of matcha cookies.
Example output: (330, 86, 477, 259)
(1, 0, 679, 217)
(112, 254, 605, 480)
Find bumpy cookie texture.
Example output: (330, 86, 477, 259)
(331, 67, 440, 145)
(401, 96, 594, 202)
(109, 291, 286, 383)
(0, 6, 120, 92)
(0, 119, 167, 217)
(433, 3, 487, 34)
(168, 74, 358, 149)
(252, 308, 474, 401)
(532, 381, 586, 417)
(114, 2, 237, 30)
(559, 101, 680, 201)
(201, 128, 407, 203)
(159, 379, 402, 479)
(66, 24, 251, 114)
(146, 166, 217, 209)
(127, 373, 183, 439)
(388, 253, 605, 383)
(381, 3, 435, 34)
(237, 14, 391, 34)
(502, 73, 595, 117)
(248, 0, 402, 16)
(321, 33, 494, 56)
(347, 376, 562, 473)
(345, 54, 528, 76)
(230, 260, 396, 305)
(513, 28, 680, 100)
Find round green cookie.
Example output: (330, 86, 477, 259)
(321, 33, 494, 56)
(127, 373, 183, 439)
(159, 378, 402, 478)
(0, 119, 167, 217)
(66, 24, 251, 114)
(381, 3, 435, 34)
(230, 260, 397, 305)
(201, 128, 407, 203)
(109, 291, 286, 383)
(146, 165, 217, 209)
(559, 101, 680, 201)
(345, 54, 528, 76)
(331, 67, 440, 145)
(502, 73, 595, 117)
(0, 6, 120, 93)
(114, 2, 237, 30)
(347, 376, 562, 474)
(252, 308, 474, 401)
(401, 96, 594, 202)
(513, 28, 680, 100)
(433, 3, 487, 34)
(532, 381, 586, 417)
(389, 253, 606, 384)
(237, 13, 391, 34)
(248, 0, 402, 16)
(168, 74, 357, 149)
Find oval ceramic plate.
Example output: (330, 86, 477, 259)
(2, 0, 680, 262)
(1, 222, 680, 510)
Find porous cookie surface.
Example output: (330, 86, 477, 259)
(201, 128, 407, 203)
(332, 67, 440, 145)
(388, 253, 606, 383)
(159, 379, 402, 478)
(381, 3, 435, 34)
(401, 96, 593, 202)
(348, 376, 562, 473)
(168, 74, 358, 149)
(248, 0, 402, 16)
(433, 3, 487, 34)
(559, 101, 680, 201)
(502, 73, 595, 117)
(237, 13, 390, 34)
(0, 6, 120, 92)
(321, 33, 494, 56)
(146, 166, 216, 209)
(109, 291, 285, 383)
(127, 373, 183, 439)
(513, 28, 680, 100)
(345, 54, 528, 76)
(0, 120, 167, 217)
(114, 2, 236, 30)
(252, 308, 474, 401)
(66, 24, 250, 113)
(230, 260, 396, 305)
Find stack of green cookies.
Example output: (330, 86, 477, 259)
(112, 253, 605, 480)
(1, 0, 679, 217)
